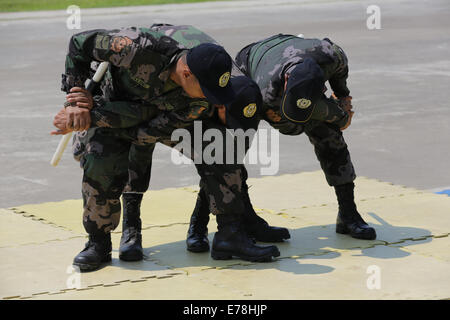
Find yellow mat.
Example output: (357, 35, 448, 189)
(1, 171, 449, 300)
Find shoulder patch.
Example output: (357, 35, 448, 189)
(110, 36, 133, 53)
(95, 35, 110, 50)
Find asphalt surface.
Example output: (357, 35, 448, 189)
(0, 0, 449, 208)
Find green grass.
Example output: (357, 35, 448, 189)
(0, 0, 226, 12)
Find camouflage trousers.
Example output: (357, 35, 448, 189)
(72, 120, 247, 235)
(266, 117, 356, 186)
(73, 128, 143, 235)
(305, 120, 356, 186)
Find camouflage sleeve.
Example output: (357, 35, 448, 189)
(328, 42, 350, 98)
(262, 104, 304, 136)
(310, 96, 349, 128)
(167, 100, 214, 128)
(329, 66, 350, 98)
(62, 29, 106, 92)
(89, 96, 159, 128)
(61, 27, 183, 92)
(131, 101, 214, 145)
(266, 118, 304, 136)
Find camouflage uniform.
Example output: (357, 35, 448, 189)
(122, 24, 250, 215)
(62, 26, 245, 236)
(235, 34, 356, 186)
(121, 24, 218, 194)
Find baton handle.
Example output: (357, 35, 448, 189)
(50, 132, 73, 166)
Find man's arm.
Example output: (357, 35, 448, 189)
(324, 40, 351, 99)
(131, 101, 214, 145)
(66, 87, 210, 129)
(52, 96, 160, 134)
(53, 94, 212, 136)
(89, 97, 159, 128)
(55, 27, 185, 133)
(263, 106, 304, 136)
(310, 96, 350, 129)
(329, 66, 350, 99)
(61, 27, 183, 93)
(317, 42, 353, 129)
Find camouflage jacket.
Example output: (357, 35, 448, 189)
(236, 34, 350, 128)
(124, 24, 240, 143)
(61, 26, 213, 129)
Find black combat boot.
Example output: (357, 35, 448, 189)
(73, 232, 112, 272)
(334, 182, 376, 240)
(211, 214, 280, 262)
(119, 193, 143, 261)
(242, 183, 290, 242)
(186, 191, 210, 252)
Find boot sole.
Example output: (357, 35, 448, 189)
(73, 254, 112, 272)
(336, 224, 377, 240)
(211, 249, 280, 262)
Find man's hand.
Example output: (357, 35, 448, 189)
(339, 95, 353, 112)
(51, 86, 93, 134)
(265, 109, 282, 123)
(340, 109, 354, 131)
(340, 96, 353, 130)
(66, 87, 94, 109)
(50, 105, 91, 135)
(51, 108, 72, 135)
(331, 94, 354, 130)
(331, 94, 353, 112)
(65, 106, 91, 131)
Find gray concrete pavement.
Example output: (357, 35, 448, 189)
(0, 0, 449, 208)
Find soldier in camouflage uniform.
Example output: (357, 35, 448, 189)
(184, 75, 291, 254)
(66, 24, 284, 261)
(233, 34, 376, 240)
(113, 25, 289, 257)
(116, 24, 223, 261)
(54, 25, 280, 271)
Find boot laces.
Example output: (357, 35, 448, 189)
(84, 238, 108, 252)
(124, 226, 139, 242)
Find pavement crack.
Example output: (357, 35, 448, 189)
(0, 235, 87, 249)
(8, 207, 74, 233)
(259, 191, 426, 216)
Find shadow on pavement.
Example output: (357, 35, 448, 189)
(107, 211, 432, 275)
